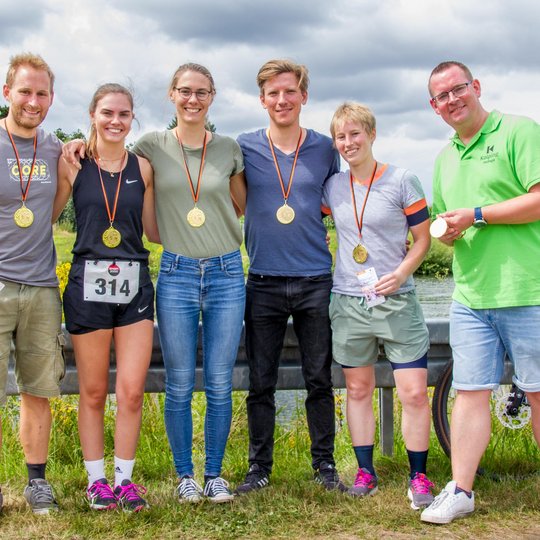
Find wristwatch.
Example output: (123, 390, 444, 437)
(472, 207, 488, 229)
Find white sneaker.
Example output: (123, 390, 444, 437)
(177, 476, 203, 503)
(420, 480, 474, 524)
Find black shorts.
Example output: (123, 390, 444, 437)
(63, 259, 154, 335)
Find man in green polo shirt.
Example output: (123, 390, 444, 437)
(420, 61, 540, 525)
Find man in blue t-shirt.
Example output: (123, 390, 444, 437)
(235, 59, 345, 494)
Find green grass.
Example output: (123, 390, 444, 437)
(1, 392, 539, 539)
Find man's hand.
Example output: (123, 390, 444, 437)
(61, 139, 86, 170)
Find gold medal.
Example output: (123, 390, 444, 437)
(276, 203, 295, 224)
(14, 205, 34, 228)
(187, 206, 206, 228)
(353, 244, 368, 264)
(102, 226, 122, 248)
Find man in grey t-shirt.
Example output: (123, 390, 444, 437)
(0, 53, 63, 514)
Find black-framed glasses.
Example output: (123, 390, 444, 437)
(431, 82, 472, 105)
(174, 87, 213, 101)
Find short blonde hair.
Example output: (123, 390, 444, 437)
(257, 59, 309, 94)
(6, 52, 55, 92)
(330, 102, 376, 140)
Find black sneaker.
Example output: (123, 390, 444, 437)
(114, 479, 149, 512)
(235, 464, 270, 495)
(86, 478, 117, 510)
(314, 462, 347, 492)
(23, 478, 59, 514)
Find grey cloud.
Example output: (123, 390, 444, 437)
(112, 0, 339, 46)
(0, 2, 47, 44)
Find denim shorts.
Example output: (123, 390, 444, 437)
(330, 291, 429, 367)
(450, 300, 540, 392)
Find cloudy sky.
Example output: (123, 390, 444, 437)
(1, 0, 539, 200)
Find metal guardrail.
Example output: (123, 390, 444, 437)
(7, 319, 455, 456)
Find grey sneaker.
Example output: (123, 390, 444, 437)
(177, 476, 203, 503)
(348, 467, 378, 497)
(407, 472, 434, 510)
(203, 477, 234, 503)
(23, 479, 59, 514)
(421, 480, 474, 524)
(235, 464, 270, 495)
(314, 462, 347, 492)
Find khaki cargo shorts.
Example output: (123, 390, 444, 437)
(0, 281, 65, 405)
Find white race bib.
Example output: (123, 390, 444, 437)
(84, 260, 140, 304)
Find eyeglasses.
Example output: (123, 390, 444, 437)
(174, 87, 213, 101)
(431, 82, 472, 105)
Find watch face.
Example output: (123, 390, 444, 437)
(473, 219, 488, 229)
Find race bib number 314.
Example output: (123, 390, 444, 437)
(84, 260, 140, 304)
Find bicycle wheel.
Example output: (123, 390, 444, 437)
(432, 359, 453, 458)
(432, 359, 536, 469)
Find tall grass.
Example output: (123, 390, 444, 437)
(1, 391, 539, 539)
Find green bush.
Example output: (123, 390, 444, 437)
(416, 239, 453, 278)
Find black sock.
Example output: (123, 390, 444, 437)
(353, 445, 376, 476)
(406, 449, 428, 479)
(27, 463, 46, 482)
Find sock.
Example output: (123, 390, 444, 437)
(26, 463, 46, 482)
(84, 458, 106, 487)
(353, 445, 376, 476)
(114, 456, 135, 487)
(455, 485, 473, 498)
(204, 475, 217, 484)
(406, 449, 428, 479)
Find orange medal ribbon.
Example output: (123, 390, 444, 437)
(267, 129, 302, 224)
(97, 152, 126, 248)
(350, 161, 378, 263)
(176, 129, 208, 227)
(5, 120, 38, 227)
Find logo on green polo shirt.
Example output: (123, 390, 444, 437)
(480, 144, 499, 164)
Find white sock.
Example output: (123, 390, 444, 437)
(84, 458, 106, 487)
(114, 456, 135, 487)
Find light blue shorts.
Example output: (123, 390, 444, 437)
(450, 301, 540, 392)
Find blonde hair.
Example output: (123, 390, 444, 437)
(6, 52, 55, 92)
(87, 83, 134, 159)
(330, 102, 376, 140)
(256, 59, 309, 94)
(168, 63, 216, 94)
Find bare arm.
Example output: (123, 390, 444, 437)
(52, 157, 78, 223)
(138, 156, 161, 244)
(374, 219, 431, 296)
(229, 171, 246, 217)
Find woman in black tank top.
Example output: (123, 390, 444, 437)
(53, 84, 159, 512)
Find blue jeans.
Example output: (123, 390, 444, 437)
(450, 300, 540, 392)
(245, 273, 336, 473)
(156, 249, 245, 478)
